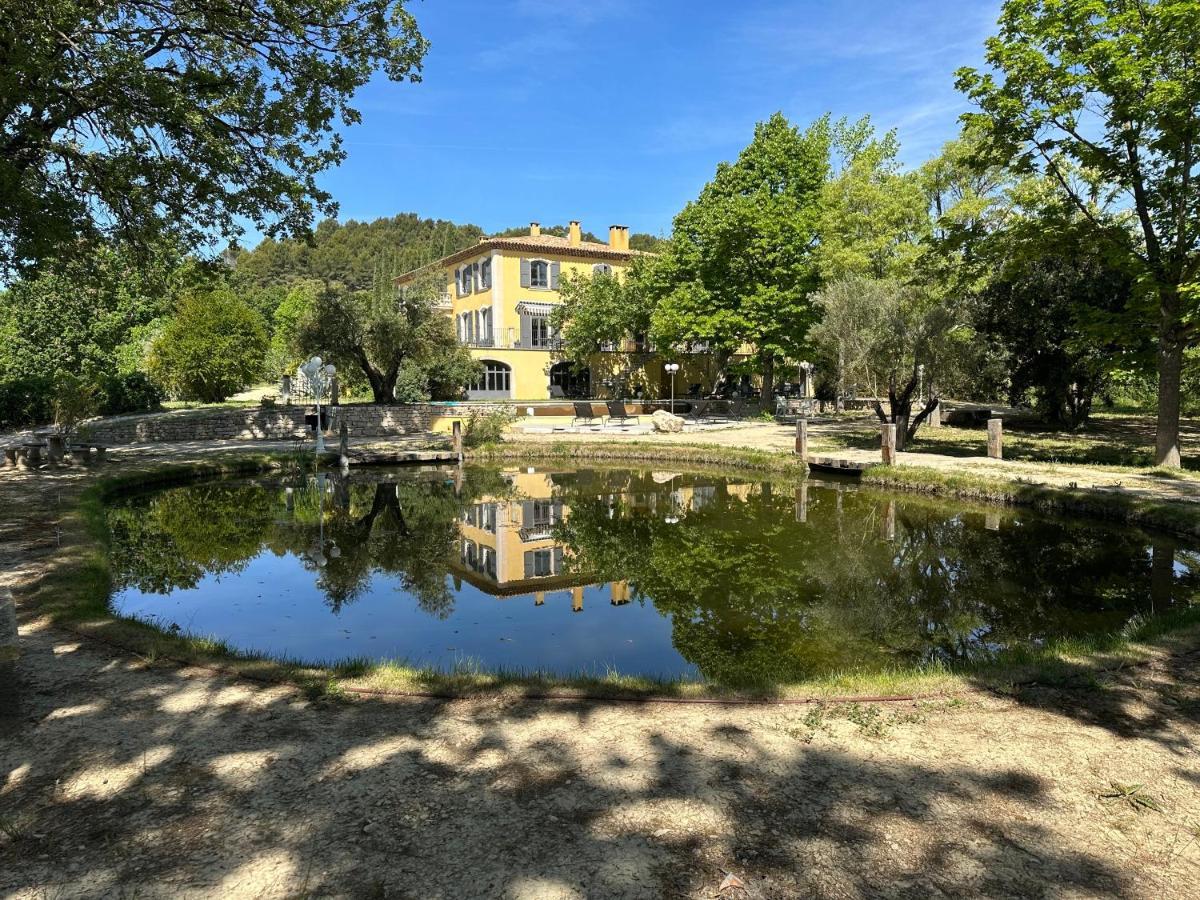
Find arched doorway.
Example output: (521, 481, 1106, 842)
(468, 360, 512, 399)
(549, 361, 590, 399)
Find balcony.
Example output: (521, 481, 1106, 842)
(434, 292, 453, 309)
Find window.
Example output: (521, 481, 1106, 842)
(479, 258, 492, 289)
(529, 260, 548, 288)
(530, 315, 551, 348)
(470, 361, 511, 396)
(456, 266, 472, 297)
(523, 547, 564, 578)
(593, 263, 612, 276)
(479, 307, 492, 343)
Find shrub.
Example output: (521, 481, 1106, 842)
(98, 371, 165, 415)
(462, 408, 516, 448)
(147, 288, 268, 402)
(0, 375, 53, 430)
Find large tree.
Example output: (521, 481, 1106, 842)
(649, 113, 830, 409)
(0, 1, 428, 274)
(294, 274, 477, 403)
(957, 0, 1200, 467)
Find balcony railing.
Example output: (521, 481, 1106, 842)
(458, 330, 563, 351)
(434, 292, 453, 309)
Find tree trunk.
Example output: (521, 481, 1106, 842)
(1155, 287, 1184, 467)
(760, 353, 775, 413)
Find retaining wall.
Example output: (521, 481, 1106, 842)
(78, 403, 505, 444)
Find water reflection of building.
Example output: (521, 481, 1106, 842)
(449, 467, 767, 610)
(450, 468, 632, 610)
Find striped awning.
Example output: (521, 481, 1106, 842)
(516, 301, 557, 316)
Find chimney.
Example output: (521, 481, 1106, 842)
(608, 225, 629, 251)
(530, 221, 541, 237)
(568, 220, 582, 245)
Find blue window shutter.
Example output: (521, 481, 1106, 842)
(520, 258, 531, 288)
(519, 311, 531, 347)
(523, 551, 534, 578)
(471, 261, 479, 292)
(550, 261, 560, 289)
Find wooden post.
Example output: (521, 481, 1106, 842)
(795, 417, 808, 462)
(883, 500, 896, 541)
(452, 420, 464, 462)
(329, 374, 339, 406)
(795, 483, 809, 523)
(881, 423, 897, 465)
(987, 418, 1003, 459)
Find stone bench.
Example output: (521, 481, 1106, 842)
(4, 442, 45, 469)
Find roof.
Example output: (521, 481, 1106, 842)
(393, 233, 646, 284)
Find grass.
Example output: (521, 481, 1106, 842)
(12, 444, 1200, 703)
(1099, 782, 1165, 813)
(818, 413, 1200, 474)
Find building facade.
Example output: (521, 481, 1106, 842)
(396, 221, 704, 401)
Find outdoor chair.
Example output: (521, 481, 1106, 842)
(605, 400, 639, 426)
(571, 402, 600, 427)
(687, 400, 719, 425)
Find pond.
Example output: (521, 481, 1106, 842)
(105, 463, 1199, 685)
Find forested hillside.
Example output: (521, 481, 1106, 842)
(234, 215, 666, 290)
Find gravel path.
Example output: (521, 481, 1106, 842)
(1, 445, 1199, 898)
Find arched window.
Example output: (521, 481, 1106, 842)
(529, 260, 549, 288)
(468, 360, 512, 399)
(549, 361, 590, 399)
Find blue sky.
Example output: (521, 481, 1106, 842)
(309, 0, 1003, 242)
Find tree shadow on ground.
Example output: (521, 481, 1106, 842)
(0, 616, 1153, 899)
(820, 413, 1200, 470)
(968, 638, 1200, 759)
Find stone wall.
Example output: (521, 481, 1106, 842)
(80, 403, 441, 445)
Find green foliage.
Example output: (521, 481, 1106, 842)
(462, 409, 516, 448)
(0, 243, 191, 426)
(1, 1, 429, 273)
(236, 215, 483, 292)
(957, 0, 1200, 466)
(147, 288, 268, 403)
(649, 112, 831, 402)
(51, 372, 99, 441)
(264, 281, 321, 379)
(550, 260, 657, 363)
(293, 274, 477, 403)
(0, 375, 53, 430)
(974, 209, 1142, 427)
(816, 117, 928, 280)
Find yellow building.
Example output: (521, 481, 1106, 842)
(395, 221, 709, 402)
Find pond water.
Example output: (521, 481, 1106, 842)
(105, 464, 1199, 685)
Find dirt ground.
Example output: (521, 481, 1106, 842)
(508, 416, 1200, 507)
(2, 439, 1200, 898)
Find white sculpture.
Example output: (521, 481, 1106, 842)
(298, 356, 336, 452)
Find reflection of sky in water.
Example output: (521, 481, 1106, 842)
(113, 556, 697, 679)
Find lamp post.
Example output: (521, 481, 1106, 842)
(664, 362, 680, 414)
(299, 356, 336, 453)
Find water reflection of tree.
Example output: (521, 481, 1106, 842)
(108, 484, 274, 593)
(108, 469, 507, 617)
(553, 474, 1196, 687)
